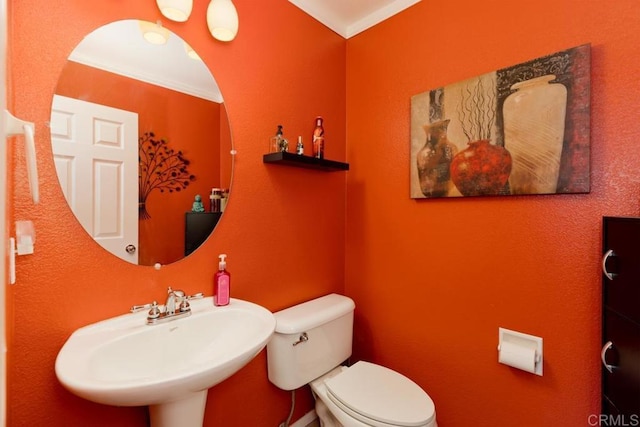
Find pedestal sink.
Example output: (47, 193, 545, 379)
(55, 297, 275, 427)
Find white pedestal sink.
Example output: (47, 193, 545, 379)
(55, 297, 275, 427)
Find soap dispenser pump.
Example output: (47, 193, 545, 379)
(214, 254, 230, 306)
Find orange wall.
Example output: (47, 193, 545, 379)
(8, 0, 345, 425)
(345, 1, 640, 426)
(56, 61, 222, 265)
(9, 0, 640, 426)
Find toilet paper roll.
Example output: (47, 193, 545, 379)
(498, 340, 537, 373)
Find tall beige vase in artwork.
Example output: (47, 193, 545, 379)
(503, 75, 567, 194)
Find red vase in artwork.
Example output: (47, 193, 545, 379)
(450, 139, 512, 196)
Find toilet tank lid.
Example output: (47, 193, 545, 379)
(274, 294, 355, 334)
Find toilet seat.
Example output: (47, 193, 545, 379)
(324, 361, 435, 427)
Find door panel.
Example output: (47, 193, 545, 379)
(51, 95, 139, 263)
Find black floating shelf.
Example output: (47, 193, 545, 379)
(263, 152, 349, 172)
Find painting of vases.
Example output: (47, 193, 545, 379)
(410, 44, 590, 199)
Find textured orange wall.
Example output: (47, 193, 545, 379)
(56, 61, 222, 265)
(10, 0, 639, 426)
(8, 0, 345, 425)
(345, 1, 640, 426)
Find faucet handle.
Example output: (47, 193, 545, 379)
(178, 293, 203, 312)
(186, 292, 204, 300)
(131, 302, 154, 313)
(147, 301, 161, 319)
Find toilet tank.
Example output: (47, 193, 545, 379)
(267, 293, 355, 391)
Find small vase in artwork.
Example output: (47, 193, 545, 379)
(416, 119, 458, 197)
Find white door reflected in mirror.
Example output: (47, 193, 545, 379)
(51, 95, 139, 264)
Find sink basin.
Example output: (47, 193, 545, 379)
(55, 297, 275, 426)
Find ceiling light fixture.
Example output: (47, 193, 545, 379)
(139, 20, 170, 45)
(206, 0, 239, 42)
(184, 41, 202, 61)
(156, 0, 193, 22)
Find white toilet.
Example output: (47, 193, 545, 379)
(267, 293, 437, 427)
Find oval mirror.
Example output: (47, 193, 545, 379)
(50, 20, 233, 266)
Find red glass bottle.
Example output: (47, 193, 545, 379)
(312, 116, 324, 159)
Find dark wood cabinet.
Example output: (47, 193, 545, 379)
(185, 212, 222, 256)
(601, 217, 640, 416)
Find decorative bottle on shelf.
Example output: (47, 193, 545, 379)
(296, 136, 304, 155)
(270, 125, 283, 153)
(312, 116, 324, 159)
(210, 188, 222, 212)
(220, 188, 229, 212)
(270, 125, 289, 153)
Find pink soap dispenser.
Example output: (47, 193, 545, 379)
(214, 254, 230, 306)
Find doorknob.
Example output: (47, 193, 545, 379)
(125, 244, 137, 254)
(601, 249, 616, 280)
(600, 340, 616, 373)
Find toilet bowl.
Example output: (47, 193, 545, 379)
(266, 294, 437, 427)
(310, 363, 436, 427)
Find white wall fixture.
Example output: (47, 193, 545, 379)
(206, 0, 239, 42)
(4, 109, 39, 286)
(9, 220, 36, 285)
(497, 327, 543, 376)
(156, 0, 193, 22)
(14, 220, 35, 255)
(3, 110, 38, 204)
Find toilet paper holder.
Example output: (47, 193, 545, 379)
(497, 327, 543, 376)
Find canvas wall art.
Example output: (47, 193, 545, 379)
(410, 44, 590, 199)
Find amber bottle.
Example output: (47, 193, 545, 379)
(312, 117, 324, 159)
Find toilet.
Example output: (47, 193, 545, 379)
(267, 293, 437, 427)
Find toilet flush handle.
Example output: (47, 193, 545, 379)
(293, 332, 309, 346)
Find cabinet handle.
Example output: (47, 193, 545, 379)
(601, 341, 616, 373)
(601, 249, 616, 280)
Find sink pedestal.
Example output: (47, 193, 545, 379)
(149, 390, 208, 427)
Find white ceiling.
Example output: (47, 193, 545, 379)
(66, 3, 420, 101)
(289, 0, 421, 38)
(68, 20, 222, 103)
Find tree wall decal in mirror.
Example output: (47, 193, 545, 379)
(138, 131, 196, 219)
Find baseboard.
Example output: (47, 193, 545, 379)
(291, 410, 317, 427)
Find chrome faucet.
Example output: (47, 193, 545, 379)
(131, 287, 203, 325)
(165, 287, 185, 315)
